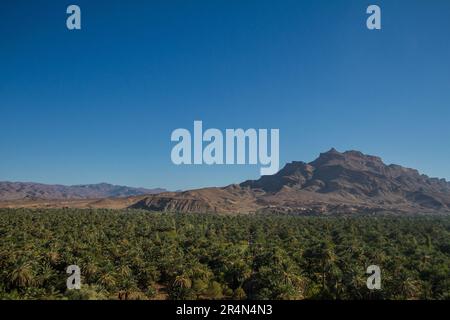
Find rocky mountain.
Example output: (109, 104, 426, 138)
(0, 182, 166, 201)
(130, 149, 450, 214)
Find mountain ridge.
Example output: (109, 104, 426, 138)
(0, 181, 166, 201)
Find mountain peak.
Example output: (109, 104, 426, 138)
(237, 149, 450, 212)
(310, 149, 384, 170)
(326, 147, 339, 154)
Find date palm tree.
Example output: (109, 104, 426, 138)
(9, 261, 35, 289)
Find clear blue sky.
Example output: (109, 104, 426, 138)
(1, 0, 449, 190)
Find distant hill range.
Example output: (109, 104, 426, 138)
(2, 149, 450, 214)
(0, 182, 166, 201)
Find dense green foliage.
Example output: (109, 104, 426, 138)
(0, 209, 449, 300)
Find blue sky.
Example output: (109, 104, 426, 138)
(1, 0, 449, 190)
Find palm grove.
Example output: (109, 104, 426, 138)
(0, 209, 449, 300)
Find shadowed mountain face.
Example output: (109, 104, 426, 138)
(0, 182, 166, 201)
(131, 149, 450, 214)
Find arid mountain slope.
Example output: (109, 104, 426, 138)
(130, 185, 262, 213)
(132, 149, 450, 214)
